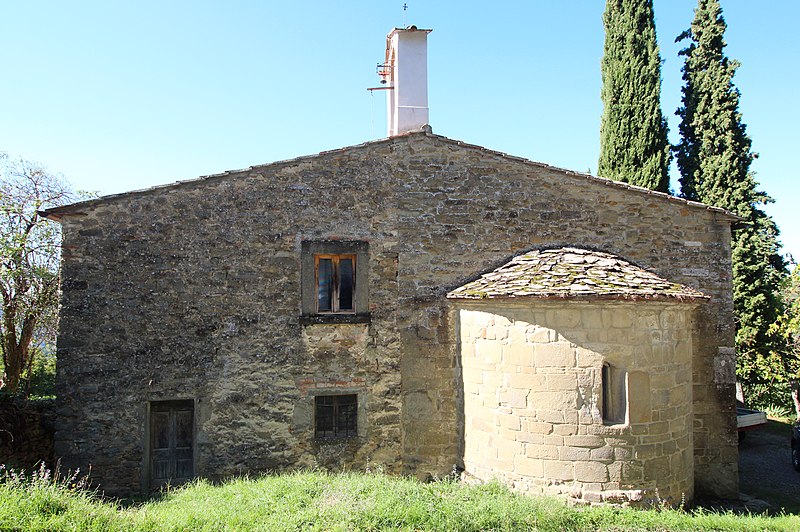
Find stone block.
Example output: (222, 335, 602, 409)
(474, 339, 500, 369)
(622, 462, 644, 482)
(528, 391, 576, 411)
(534, 342, 575, 367)
(552, 424, 577, 436)
(575, 347, 602, 368)
(527, 326, 552, 344)
(546, 374, 577, 391)
(543, 309, 578, 329)
(514, 456, 544, 477)
(507, 372, 547, 390)
(543, 460, 574, 481)
(470, 417, 497, 434)
(644, 456, 671, 481)
(574, 461, 609, 483)
(580, 308, 603, 329)
(627, 371, 651, 424)
(506, 322, 527, 345)
(565, 434, 605, 448)
(492, 314, 512, 328)
(537, 409, 565, 424)
(589, 446, 614, 461)
(542, 434, 565, 446)
(498, 388, 528, 409)
(524, 421, 554, 435)
(647, 421, 669, 435)
(659, 310, 679, 329)
(525, 444, 559, 459)
(498, 413, 521, 431)
(502, 342, 534, 367)
(633, 311, 660, 330)
(559, 446, 590, 461)
(462, 367, 483, 385)
(495, 438, 523, 459)
(612, 447, 632, 461)
(515, 431, 545, 444)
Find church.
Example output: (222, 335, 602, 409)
(43, 26, 739, 504)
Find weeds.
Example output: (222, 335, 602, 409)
(0, 467, 798, 530)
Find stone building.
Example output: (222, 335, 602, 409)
(43, 27, 739, 504)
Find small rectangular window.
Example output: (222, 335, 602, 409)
(301, 241, 369, 323)
(315, 394, 358, 439)
(602, 364, 627, 425)
(315, 254, 356, 314)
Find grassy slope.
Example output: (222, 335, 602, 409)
(1, 470, 799, 531)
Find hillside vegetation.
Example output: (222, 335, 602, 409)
(1, 467, 798, 531)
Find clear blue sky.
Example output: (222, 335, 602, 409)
(2, 1, 797, 262)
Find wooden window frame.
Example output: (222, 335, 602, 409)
(314, 253, 357, 314)
(300, 241, 369, 324)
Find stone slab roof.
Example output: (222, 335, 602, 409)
(447, 247, 709, 302)
(40, 127, 740, 222)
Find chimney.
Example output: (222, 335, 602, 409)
(380, 26, 432, 137)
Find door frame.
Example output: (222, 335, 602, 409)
(143, 398, 197, 493)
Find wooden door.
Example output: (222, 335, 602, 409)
(150, 400, 194, 489)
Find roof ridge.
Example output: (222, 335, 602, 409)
(40, 130, 740, 222)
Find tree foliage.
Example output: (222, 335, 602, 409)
(598, 0, 670, 192)
(773, 265, 800, 362)
(0, 153, 79, 395)
(675, 0, 788, 400)
(769, 265, 800, 417)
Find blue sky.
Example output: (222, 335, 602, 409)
(2, 1, 797, 262)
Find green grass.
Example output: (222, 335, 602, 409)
(2, 467, 799, 531)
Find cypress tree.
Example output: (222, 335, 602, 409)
(676, 0, 787, 393)
(598, 0, 670, 192)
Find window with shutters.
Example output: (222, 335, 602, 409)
(315, 394, 358, 439)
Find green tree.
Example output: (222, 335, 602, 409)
(676, 0, 788, 401)
(0, 153, 79, 395)
(598, 0, 670, 192)
(769, 264, 800, 418)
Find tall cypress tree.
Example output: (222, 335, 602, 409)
(676, 0, 787, 391)
(598, 0, 670, 192)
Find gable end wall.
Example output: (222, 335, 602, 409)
(53, 134, 736, 497)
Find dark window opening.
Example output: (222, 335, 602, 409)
(602, 363, 627, 425)
(301, 241, 368, 322)
(315, 254, 356, 314)
(315, 394, 358, 439)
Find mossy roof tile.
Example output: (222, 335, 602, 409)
(447, 248, 709, 302)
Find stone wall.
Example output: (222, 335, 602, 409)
(0, 399, 55, 471)
(52, 130, 736, 497)
(456, 301, 695, 506)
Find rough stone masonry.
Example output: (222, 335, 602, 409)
(43, 128, 739, 503)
